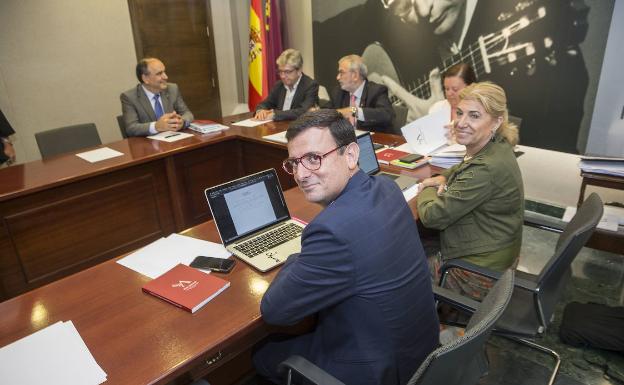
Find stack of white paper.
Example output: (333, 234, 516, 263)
(0, 321, 106, 385)
(189, 121, 229, 134)
(429, 144, 466, 168)
(579, 158, 624, 177)
(117, 233, 231, 278)
(232, 118, 272, 127)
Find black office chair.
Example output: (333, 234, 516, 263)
(35, 123, 102, 159)
(116, 115, 128, 138)
(438, 192, 604, 385)
(277, 270, 515, 385)
(391, 104, 408, 135)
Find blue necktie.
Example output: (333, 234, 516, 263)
(153, 94, 164, 120)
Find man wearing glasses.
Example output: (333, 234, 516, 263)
(253, 109, 438, 385)
(253, 49, 319, 121)
(328, 54, 394, 133)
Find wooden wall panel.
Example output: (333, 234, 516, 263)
(0, 160, 174, 299)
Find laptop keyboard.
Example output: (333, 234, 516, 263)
(233, 223, 303, 257)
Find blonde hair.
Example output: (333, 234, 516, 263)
(276, 49, 303, 70)
(459, 81, 519, 146)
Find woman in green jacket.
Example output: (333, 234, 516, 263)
(417, 82, 523, 299)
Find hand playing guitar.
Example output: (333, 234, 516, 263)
(381, 68, 445, 121)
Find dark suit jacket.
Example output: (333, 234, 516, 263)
(0, 109, 15, 164)
(255, 73, 319, 121)
(328, 81, 394, 133)
(120, 83, 194, 137)
(257, 170, 439, 385)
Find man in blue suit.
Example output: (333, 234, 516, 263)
(253, 109, 439, 385)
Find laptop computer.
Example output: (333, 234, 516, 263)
(205, 169, 305, 272)
(357, 132, 418, 191)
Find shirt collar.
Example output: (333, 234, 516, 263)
(352, 80, 366, 100)
(141, 85, 159, 100)
(284, 74, 303, 92)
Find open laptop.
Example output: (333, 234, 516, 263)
(357, 132, 418, 191)
(205, 169, 305, 272)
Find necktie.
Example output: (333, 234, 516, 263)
(153, 94, 164, 120)
(349, 94, 357, 126)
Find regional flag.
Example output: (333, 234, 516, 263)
(248, 0, 268, 111)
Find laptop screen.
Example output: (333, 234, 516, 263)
(357, 132, 380, 175)
(205, 169, 291, 245)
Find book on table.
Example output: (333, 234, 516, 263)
(142, 263, 230, 313)
(375, 148, 410, 164)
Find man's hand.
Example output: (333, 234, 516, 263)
(3, 142, 15, 165)
(253, 109, 274, 120)
(381, 69, 444, 121)
(155, 112, 183, 132)
(336, 107, 352, 120)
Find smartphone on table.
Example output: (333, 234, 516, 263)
(398, 153, 424, 163)
(190, 256, 236, 273)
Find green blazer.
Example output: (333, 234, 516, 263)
(417, 135, 524, 270)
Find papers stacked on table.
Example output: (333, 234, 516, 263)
(117, 233, 230, 279)
(429, 144, 466, 168)
(189, 120, 229, 134)
(76, 147, 124, 163)
(0, 321, 107, 384)
(579, 156, 624, 177)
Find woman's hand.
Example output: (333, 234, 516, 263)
(418, 175, 447, 195)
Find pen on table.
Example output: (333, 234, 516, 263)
(164, 133, 181, 138)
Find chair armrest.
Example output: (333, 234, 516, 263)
(278, 355, 346, 385)
(439, 259, 503, 284)
(433, 285, 480, 313)
(440, 259, 538, 292)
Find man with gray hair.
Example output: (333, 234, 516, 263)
(328, 54, 394, 132)
(254, 48, 319, 121)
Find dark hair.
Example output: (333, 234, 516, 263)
(443, 63, 477, 86)
(135, 58, 155, 83)
(286, 109, 356, 152)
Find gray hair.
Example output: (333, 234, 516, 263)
(339, 54, 367, 78)
(276, 49, 303, 70)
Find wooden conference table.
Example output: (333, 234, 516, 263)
(0, 114, 429, 301)
(0, 180, 425, 385)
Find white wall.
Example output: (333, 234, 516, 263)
(0, 0, 137, 163)
(585, 0, 624, 157)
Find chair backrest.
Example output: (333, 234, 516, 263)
(408, 269, 515, 385)
(35, 123, 102, 159)
(391, 104, 408, 134)
(534, 192, 603, 326)
(116, 115, 128, 138)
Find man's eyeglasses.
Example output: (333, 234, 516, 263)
(282, 145, 346, 175)
(277, 68, 297, 76)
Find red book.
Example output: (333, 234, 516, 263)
(142, 264, 230, 313)
(376, 148, 409, 164)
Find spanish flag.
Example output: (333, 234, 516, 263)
(248, 0, 268, 111)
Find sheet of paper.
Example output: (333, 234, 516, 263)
(562, 206, 620, 232)
(263, 131, 287, 143)
(147, 131, 194, 142)
(0, 321, 107, 385)
(403, 183, 420, 202)
(117, 233, 230, 278)
(232, 118, 272, 127)
(401, 104, 450, 155)
(76, 147, 124, 163)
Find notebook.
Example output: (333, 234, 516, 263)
(205, 169, 305, 272)
(357, 132, 418, 191)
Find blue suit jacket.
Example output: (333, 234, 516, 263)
(260, 170, 439, 385)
